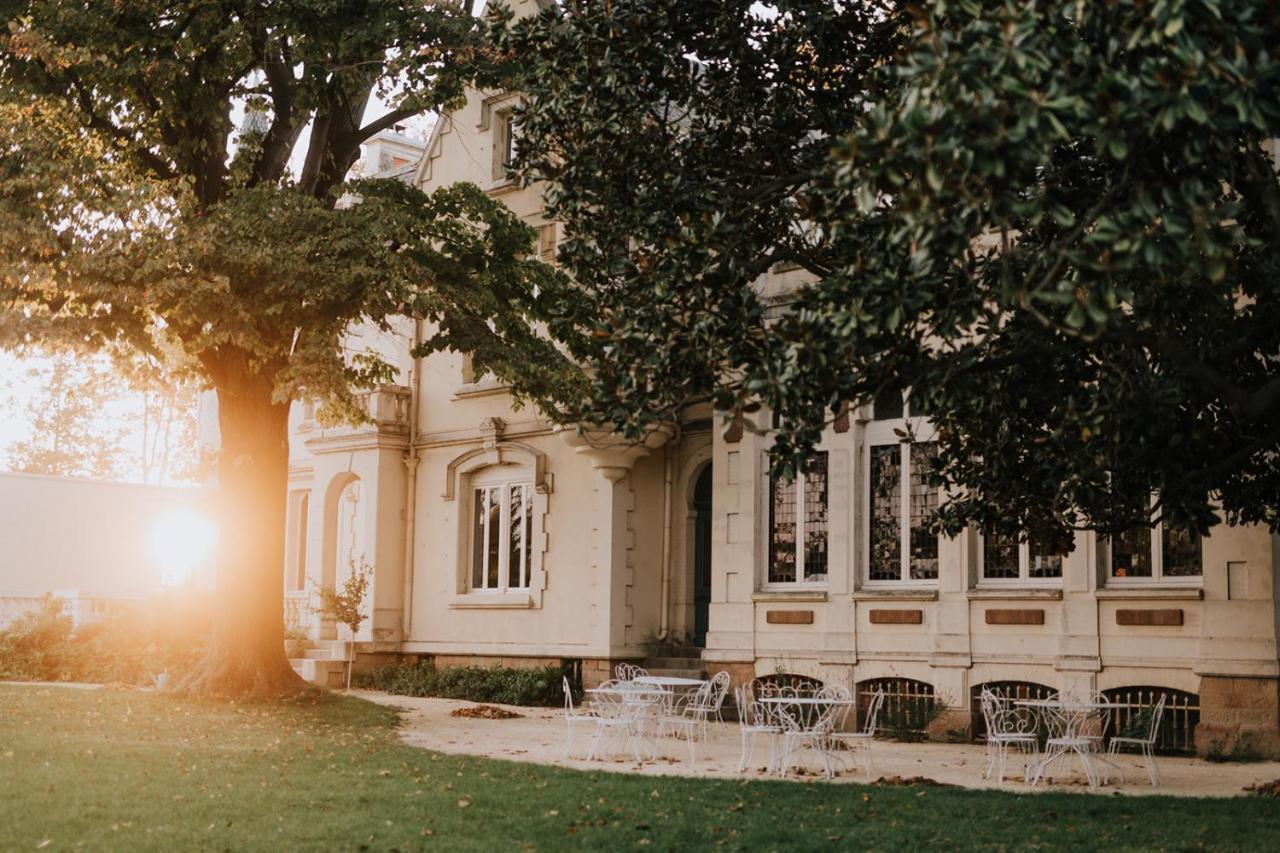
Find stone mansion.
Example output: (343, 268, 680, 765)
(281, 1, 1280, 758)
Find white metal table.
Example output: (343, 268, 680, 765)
(759, 696, 855, 778)
(632, 675, 707, 710)
(582, 686, 665, 761)
(1016, 698, 1122, 788)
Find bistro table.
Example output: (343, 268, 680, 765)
(583, 685, 666, 761)
(633, 675, 707, 711)
(1015, 697, 1122, 788)
(758, 695, 855, 779)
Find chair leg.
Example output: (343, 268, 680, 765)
(1143, 744, 1158, 786)
(738, 730, 751, 774)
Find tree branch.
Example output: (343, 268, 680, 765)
(355, 107, 421, 144)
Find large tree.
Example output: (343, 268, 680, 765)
(499, 0, 1280, 547)
(0, 1, 562, 695)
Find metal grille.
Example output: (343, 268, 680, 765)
(1103, 686, 1200, 755)
(857, 677, 937, 736)
(754, 673, 825, 694)
(970, 681, 1056, 741)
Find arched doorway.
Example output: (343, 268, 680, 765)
(692, 464, 712, 648)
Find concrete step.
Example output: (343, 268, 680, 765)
(290, 657, 348, 688)
(644, 667, 707, 680)
(646, 646, 703, 659)
(645, 656, 704, 670)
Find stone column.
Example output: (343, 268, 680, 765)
(558, 425, 674, 680)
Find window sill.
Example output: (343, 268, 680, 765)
(1096, 587, 1203, 601)
(852, 588, 939, 601)
(453, 381, 511, 400)
(968, 588, 1063, 601)
(448, 592, 534, 609)
(753, 590, 828, 603)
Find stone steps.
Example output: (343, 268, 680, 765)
(289, 657, 347, 689)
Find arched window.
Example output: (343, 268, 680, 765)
(469, 467, 533, 592)
(1102, 686, 1201, 754)
(857, 677, 939, 739)
(970, 681, 1056, 741)
(293, 493, 309, 591)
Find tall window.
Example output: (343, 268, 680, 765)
(1111, 523, 1202, 582)
(293, 493, 309, 591)
(866, 390, 938, 584)
(471, 479, 533, 591)
(768, 453, 829, 585)
(981, 530, 1063, 583)
(492, 108, 518, 180)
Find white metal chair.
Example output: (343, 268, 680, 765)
(562, 676, 596, 758)
(615, 662, 647, 682)
(828, 687, 884, 779)
(1033, 692, 1109, 788)
(1107, 692, 1167, 786)
(734, 685, 782, 774)
(704, 671, 732, 730)
(979, 688, 1039, 785)
(778, 685, 848, 779)
(658, 681, 711, 761)
(586, 679, 657, 763)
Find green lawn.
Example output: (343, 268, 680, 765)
(1, 686, 1278, 851)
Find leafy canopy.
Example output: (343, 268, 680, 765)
(0, 0, 561, 419)
(500, 0, 1280, 545)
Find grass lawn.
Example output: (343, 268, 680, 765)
(2, 686, 1279, 851)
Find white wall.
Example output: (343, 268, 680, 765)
(0, 472, 210, 623)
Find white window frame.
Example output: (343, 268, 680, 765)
(469, 471, 533, 593)
(763, 450, 830, 590)
(977, 531, 1064, 588)
(1106, 496, 1203, 587)
(862, 396, 939, 587)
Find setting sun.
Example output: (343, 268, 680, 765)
(149, 508, 216, 586)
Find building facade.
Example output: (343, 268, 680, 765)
(283, 0, 1280, 755)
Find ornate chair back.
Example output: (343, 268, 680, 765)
(860, 688, 886, 736)
(1140, 693, 1168, 746)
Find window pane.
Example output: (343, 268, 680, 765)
(803, 454, 829, 583)
(1029, 540, 1064, 579)
(868, 445, 901, 581)
(1112, 527, 1152, 578)
(524, 486, 534, 586)
(1163, 525, 1202, 577)
(983, 531, 1019, 580)
(909, 443, 939, 579)
(472, 489, 486, 589)
(486, 487, 501, 588)
(295, 494, 309, 591)
(873, 388, 903, 421)
(768, 472, 797, 583)
(508, 484, 524, 589)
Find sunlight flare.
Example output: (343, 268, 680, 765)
(150, 508, 216, 586)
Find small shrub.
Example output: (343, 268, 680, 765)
(357, 661, 570, 707)
(0, 593, 209, 686)
(0, 595, 77, 681)
(881, 695, 950, 743)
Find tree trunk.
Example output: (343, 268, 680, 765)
(174, 370, 307, 697)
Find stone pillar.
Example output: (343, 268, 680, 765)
(1196, 676, 1280, 758)
(558, 424, 675, 660)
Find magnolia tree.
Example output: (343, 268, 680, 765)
(498, 0, 1280, 549)
(0, 1, 565, 696)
